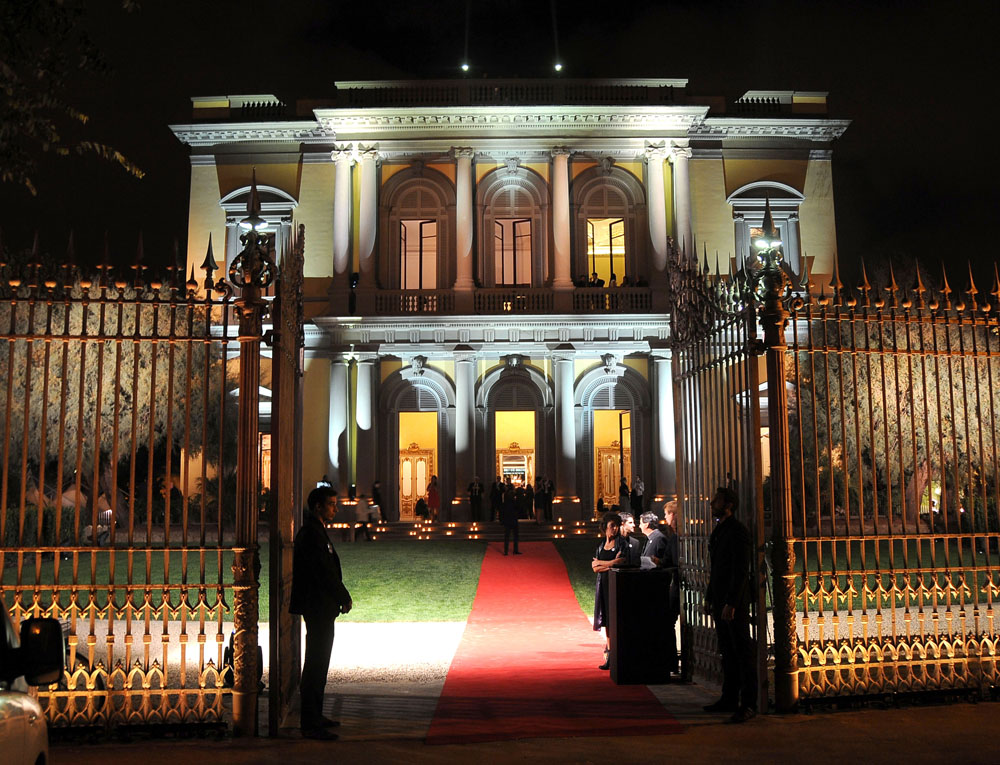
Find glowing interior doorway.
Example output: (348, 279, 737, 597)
(398, 411, 437, 521)
(593, 409, 631, 510)
(494, 410, 535, 487)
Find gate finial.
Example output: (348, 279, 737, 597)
(992, 262, 1000, 307)
(201, 233, 218, 291)
(830, 252, 843, 307)
(914, 266, 927, 310)
(886, 261, 899, 308)
(966, 261, 979, 313)
(940, 263, 952, 310)
(859, 260, 872, 306)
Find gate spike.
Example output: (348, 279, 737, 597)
(715, 251, 721, 281)
(992, 262, 1000, 303)
(886, 261, 899, 308)
(859, 260, 872, 305)
(201, 233, 218, 291)
(966, 261, 979, 313)
(914, 265, 927, 310)
(187, 265, 198, 292)
(940, 262, 952, 310)
(702, 243, 710, 276)
(799, 251, 811, 295)
(830, 252, 843, 306)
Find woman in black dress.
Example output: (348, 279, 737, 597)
(592, 511, 625, 670)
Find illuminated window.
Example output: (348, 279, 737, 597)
(494, 219, 531, 286)
(586, 217, 625, 285)
(399, 219, 437, 289)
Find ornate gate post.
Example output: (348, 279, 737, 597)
(230, 176, 277, 736)
(756, 211, 798, 712)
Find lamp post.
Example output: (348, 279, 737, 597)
(229, 170, 278, 736)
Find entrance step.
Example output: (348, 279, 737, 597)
(327, 519, 601, 543)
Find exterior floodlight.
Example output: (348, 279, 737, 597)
(754, 239, 768, 249)
(238, 215, 268, 231)
(461, 63, 469, 71)
(554, 63, 563, 72)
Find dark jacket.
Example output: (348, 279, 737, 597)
(706, 514, 752, 616)
(500, 492, 519, 528)
(289, 513, 352, 619)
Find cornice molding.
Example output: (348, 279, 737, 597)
(169, 120, 334, 147)
(313, 106, 711, 137)
(692, 118, 850, 141)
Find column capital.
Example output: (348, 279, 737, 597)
(552, 350, 576, 364)
(332, 146, 355, 165)
(357, 145, 380, 163)
(354, 353, 378, 365)
(650, 349, 673, 362)
(551, 146, 572, 158)
(645, 144, 669, 162)
(454, 147, 476, 160)
(669, 142, 692, 161)
(454, 352, 476, 364)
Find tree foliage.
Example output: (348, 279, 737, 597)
(0, 0, 143, 195)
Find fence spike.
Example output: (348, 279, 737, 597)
(914, 265, 927, 310)
(992, 262, 1000, 301)
(886, 261, 899, 308)
(940, 262, 952, 309)
(702, 243, 710, 275)
(187, 265, 198, 292)
(715, 251, 721, 281)
(859, 260, 872, 306)
(966, 261, 979, 310)
(799, 251, 811, 294)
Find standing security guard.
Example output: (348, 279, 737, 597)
(290, 486, 353, 740)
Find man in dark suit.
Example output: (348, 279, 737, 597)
(468, 476, 484, 522)
(617, 511, 643, 566)
(640, 511, 679, 674)
(500, 485, 520, 555)
(703, 486, 757, 723)
(290, 486, 353, 740)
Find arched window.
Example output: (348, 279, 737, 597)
(572, 164, 648, 286)
(219, 185, 297, 274)
(727, 182, 805, 275)
(379, 167, 455, 290)
(477, 166, 549, 288)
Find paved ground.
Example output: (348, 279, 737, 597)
(51, 620, 1000, 764)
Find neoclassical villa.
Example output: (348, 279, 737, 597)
(170, 79, 848, 521)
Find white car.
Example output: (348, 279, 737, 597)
(1, 598, 64, 765)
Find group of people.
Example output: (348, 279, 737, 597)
(576, 271, 648, 289)
(591, 486, 757, 724)
(483, 475, 554, 524)
(591, 504, 680, 673)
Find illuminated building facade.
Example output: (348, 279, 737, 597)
(171, 79, 848, 520)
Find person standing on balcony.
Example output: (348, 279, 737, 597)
(290, 486, 352, 741)
(426, 475, 440, 522)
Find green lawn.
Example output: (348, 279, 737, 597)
(337, 540, 487, 622)
(1, 539, 490, 623)
(554, 537, 598, 618)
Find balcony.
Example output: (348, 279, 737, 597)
(355, 287, 656, 316)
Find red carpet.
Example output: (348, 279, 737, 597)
(426, 541, 683, 744)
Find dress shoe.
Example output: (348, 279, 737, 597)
(728, 706, 757, 724)
(513, 551, 522, 555)
(302, 727, 339, 741)
(702, 699, 739, 713)
(598, 660, 610, 670)
(319, 716, 341, 728)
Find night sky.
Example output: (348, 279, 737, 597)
(2, 0, 997, 286)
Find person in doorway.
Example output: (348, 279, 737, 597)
(289, 486, 353, 740)
(371, 479, 385, 523)
(619, 477, 630, 509)
(703, 487, 757, 723)
(500, 484, 521, 555)
(631, 476, 644, 515)
(589, 271, 605, 288)
(426, 475, 440, 521)
(524, 482, 535, 520)
(617, 511, 643, 567)
(534, 477, 546, 524)
(468, 476, 484, 523)
(545, 477, 555, 521)
(592, 511, 626, 670)
(489, 476, 503, 522)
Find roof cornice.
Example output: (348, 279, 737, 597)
(694, 117, 851, 141)
(169, 120, 333, 147)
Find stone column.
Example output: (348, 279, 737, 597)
(645, 145, 669, 274)
(671, 141, 693, 256)
(454, 353, 476, 517)
(785, 211, 801, 278)
(652, 353, 677, 503)
(551, 148, 574, 291)
(354, 355, 377, 496)
(553, 353, 578, 509)
(357, 147, 379, 287)
(332, 147, 354, 278)
(454, 148, 475, 291)
(328, 356, 351, 491)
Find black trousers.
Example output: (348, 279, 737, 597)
(300, 612, 337, 729)
(714, 614, 757, 709)
(503, 524, 519, 554)
(470, 496, 482, 522)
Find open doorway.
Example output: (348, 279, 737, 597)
(398, 411, 437, 521)
(494, 410, 535, 488)
(593, 409, 631, 510)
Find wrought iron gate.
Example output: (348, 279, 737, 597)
(668, 247, 768, 710)
(0, 191, 302, 733)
